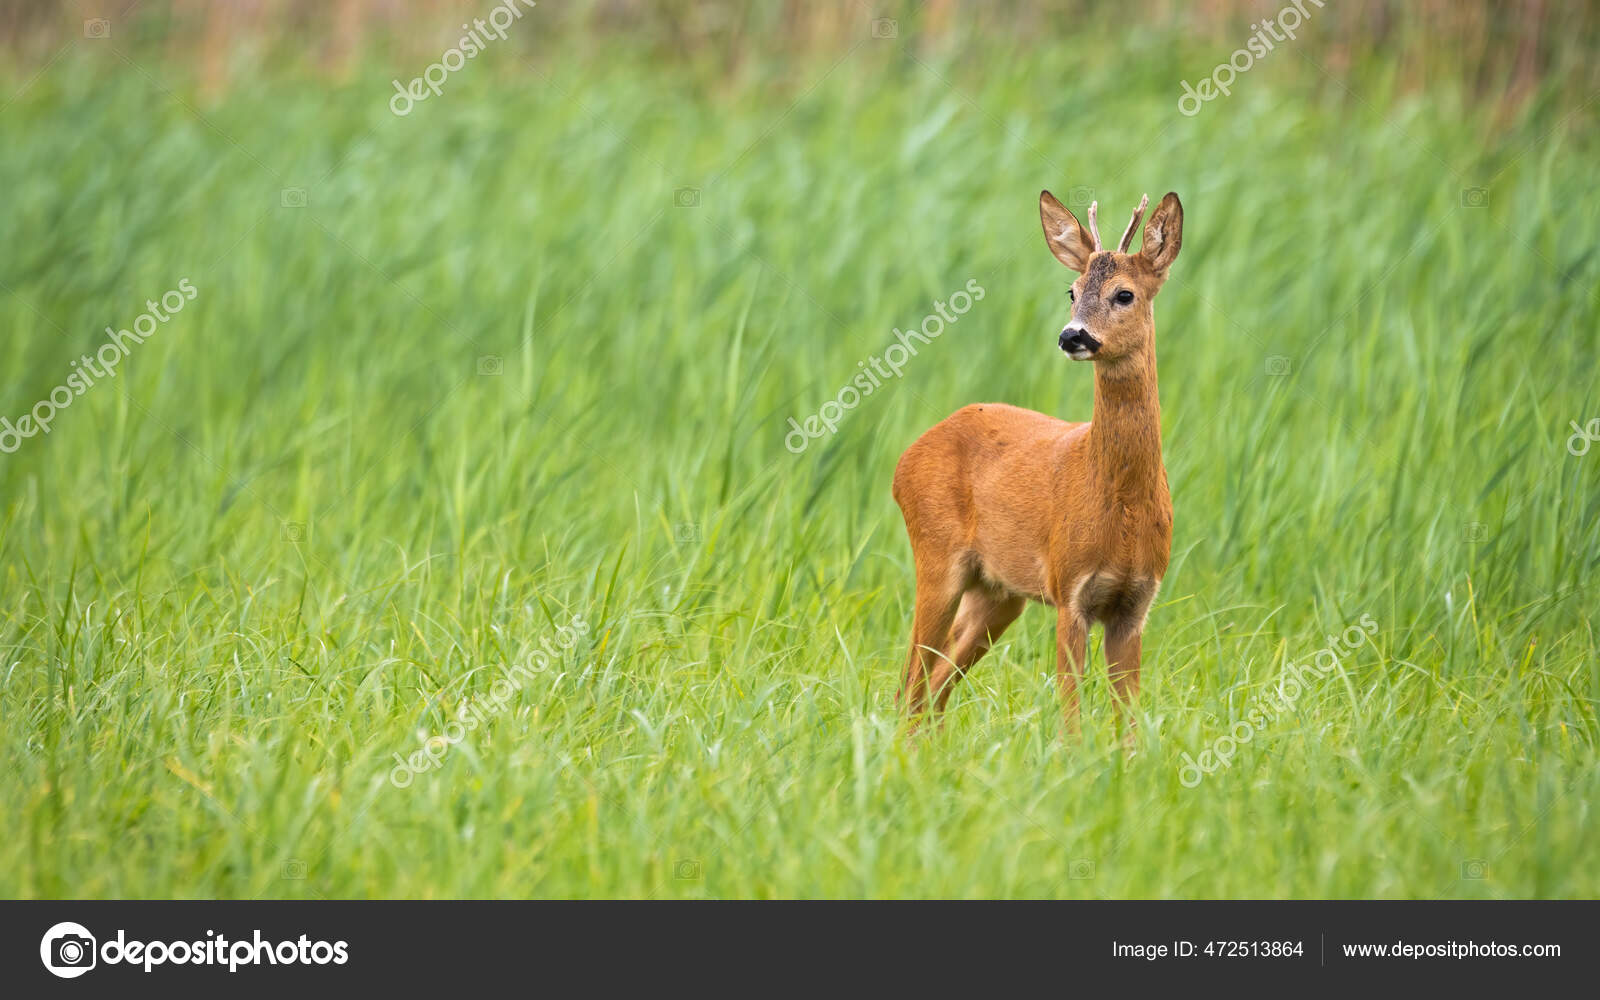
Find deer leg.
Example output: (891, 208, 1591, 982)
(899, 564, 963, 721)
(928, 588, 1027, 714)
(1105, 624, 1143, 743)
(1055, 607, 1089, 733)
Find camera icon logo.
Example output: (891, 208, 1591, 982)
(1068, 185, 1096, 208)
(1265, 354, 1293, 376)
(280, 187, 308, 208)
(282, 858, 308, 879)
(84, 18, 111, 38)
(1069, 858, 1096, 879)
(871, 18, 898, 38)
(40, 922, 97, 979)
(1460, 187, 1489, 208)
(1464, 521, 1487, 543)
(477, 354, 504, 376)
(1461, 858, 1489, 880)
(674, 859, 702, 880)
(674, 521, 700, 545)
(673, 187, 700, 208)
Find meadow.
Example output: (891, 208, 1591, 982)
(2, 15, 1598, 898)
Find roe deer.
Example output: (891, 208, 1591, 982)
(892, 189, 1183, 732)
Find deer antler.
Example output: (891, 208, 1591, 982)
(1118, 193, 1149, 253)
(1086, 200, 1102, 251)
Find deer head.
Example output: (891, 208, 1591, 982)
(1039, 190, 1184, 363)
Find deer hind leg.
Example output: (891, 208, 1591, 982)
(898, 555, 966, 721)
(928, 587, 1027, 714)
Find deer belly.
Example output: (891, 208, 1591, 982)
(970, 528, 1054, 601)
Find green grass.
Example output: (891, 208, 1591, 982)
(2, 31, 1598, 898)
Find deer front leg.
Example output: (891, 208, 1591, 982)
(1104, 624, 1142, 744)
(1055, 607, 1088, 732)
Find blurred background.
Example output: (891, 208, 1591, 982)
(1, 0, 1596, 105)
(1, 1, 1597, 898)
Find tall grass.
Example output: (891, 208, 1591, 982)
(1, 22, 1597, 897)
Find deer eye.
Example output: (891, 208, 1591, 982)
(1067, 289, 1075, 302)
(1114, 289, 1135, 305)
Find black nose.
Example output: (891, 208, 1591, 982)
(1059, 328, 1101, 354)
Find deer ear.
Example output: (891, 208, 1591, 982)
(1039, 190, 1095, 272)
(1140, 192, 1183, 274)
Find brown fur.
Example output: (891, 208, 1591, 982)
(893, 190, 1184, 732)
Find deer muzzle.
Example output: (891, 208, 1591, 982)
(1059, 325, 1101, 359)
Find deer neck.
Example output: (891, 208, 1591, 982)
(1086, 341, 1164, 498)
